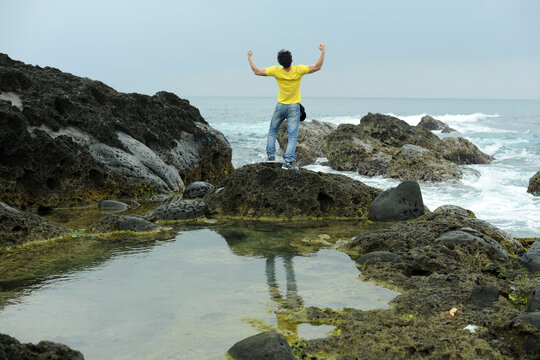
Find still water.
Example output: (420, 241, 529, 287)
(0, 224, 398, 360)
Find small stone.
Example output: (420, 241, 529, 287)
(471, 285, 500, 308)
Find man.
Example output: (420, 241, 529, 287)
(247, 44, 326, 170)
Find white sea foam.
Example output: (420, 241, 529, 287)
(385, 112, 512, 134)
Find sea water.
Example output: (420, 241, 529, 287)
(191, 96, 540, 238)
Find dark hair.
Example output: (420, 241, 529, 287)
(277, 49, 292, 68)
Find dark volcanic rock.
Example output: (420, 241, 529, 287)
(320, 113, 493, 182)
(356, 251, 400, 266)
(436, 137, 494, 165)
(435, 228, 509, 260)
(368, 181, 424, 222)
(0, 53, 233, 208)
(528, 285, 540, 312)
(417, 115, 456, 133)
(345, 205, 523, 264)
(384, 145, 462, 181)
(321, 124, 375, 171)
(205, 162, 381, 219)
(92, 215, 160, 232)
(277, 119, 337, 166)
(149, 198, 207, 221)
(520, 240, 540, 272)
(528, 170, 540, 196)
(0, 333, 84, 359)
(227, 331, 295, 360)
(470, 285, 500, 308)
(183, 181, 214, 199)
(0, 202, 69, 247)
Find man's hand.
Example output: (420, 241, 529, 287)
(319, 44, 326, 52)
(247, 49, 254, 57)
(309, 44, 326, 74)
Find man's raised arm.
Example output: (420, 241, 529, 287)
(308, 44, 326, 74)
(247, 50, 267, 76)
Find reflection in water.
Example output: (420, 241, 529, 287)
(266, 256, 302, 343)
(0, 223, 398, 359)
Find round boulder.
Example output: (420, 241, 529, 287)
(227, 331, 295, 360)
(149, 199, 207, 221)
(520, 240, 540, 272)
(435, 227, 509, 260)
(368, 181, 424, 222)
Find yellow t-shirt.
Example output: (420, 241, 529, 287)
(266, 65, 309, 104)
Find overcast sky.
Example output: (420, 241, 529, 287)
(1, 0, 539, 99)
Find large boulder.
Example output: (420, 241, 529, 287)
(0, 53, 233, 208)
(320, 113, 493, 182)
(528, 170, 540, 196)
(0, 202, 69, 247)
(277, 119, 337, 166)
(321, 124, 378, 171)
(344, 205, 523, 261)
(368, 181, 424, 222)
(205, 162, 381, 219)
(227, 331, 295, 360)
(0, 333, 84, 360)
(417, 115, 456, 133)
(384, 144, 462, 181)
(436, 137, 494, 165)
(182, 181, 215, 199)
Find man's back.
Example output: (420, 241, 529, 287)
(266, 65, 309, 104)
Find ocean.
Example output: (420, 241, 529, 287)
(190, 96, 540, 238)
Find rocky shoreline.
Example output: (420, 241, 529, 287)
(1, 54, 539, 359)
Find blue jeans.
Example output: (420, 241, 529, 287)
(266, 102, 300, 163)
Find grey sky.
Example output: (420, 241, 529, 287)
(1, 0, 539, 99)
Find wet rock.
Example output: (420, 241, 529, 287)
(435, 228, 509, 260)
(345, 205, 522, 263)
(471, 285, 500, 308)
(368, 181, 424, 222)
(436, 137, 494, 165)
(520, 240, 540, 272)
(183, 181, 214, 199)
(416, 115, 456, 133)
(528, 285, 540, 312)
(0, 53, 233, 208)
(322, 124, 374, 171)
(503, 312, 540, 357)
(320, 113, 492, 182)
(149, 199, 207, 221)
(356, 251, 400, 266)
(98, 199, 129, 214)
(277, 119, 337, 166)
(528, 170, 540, 196)
(384, 145, 462, 182)
(227, 331, 295, 360)
(92, 215, 160, 232)
(205, 162, 381, 219)
(357, 152, 392, 176)
(0, 202, 69, 247)
(0, 333, 84, 359)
